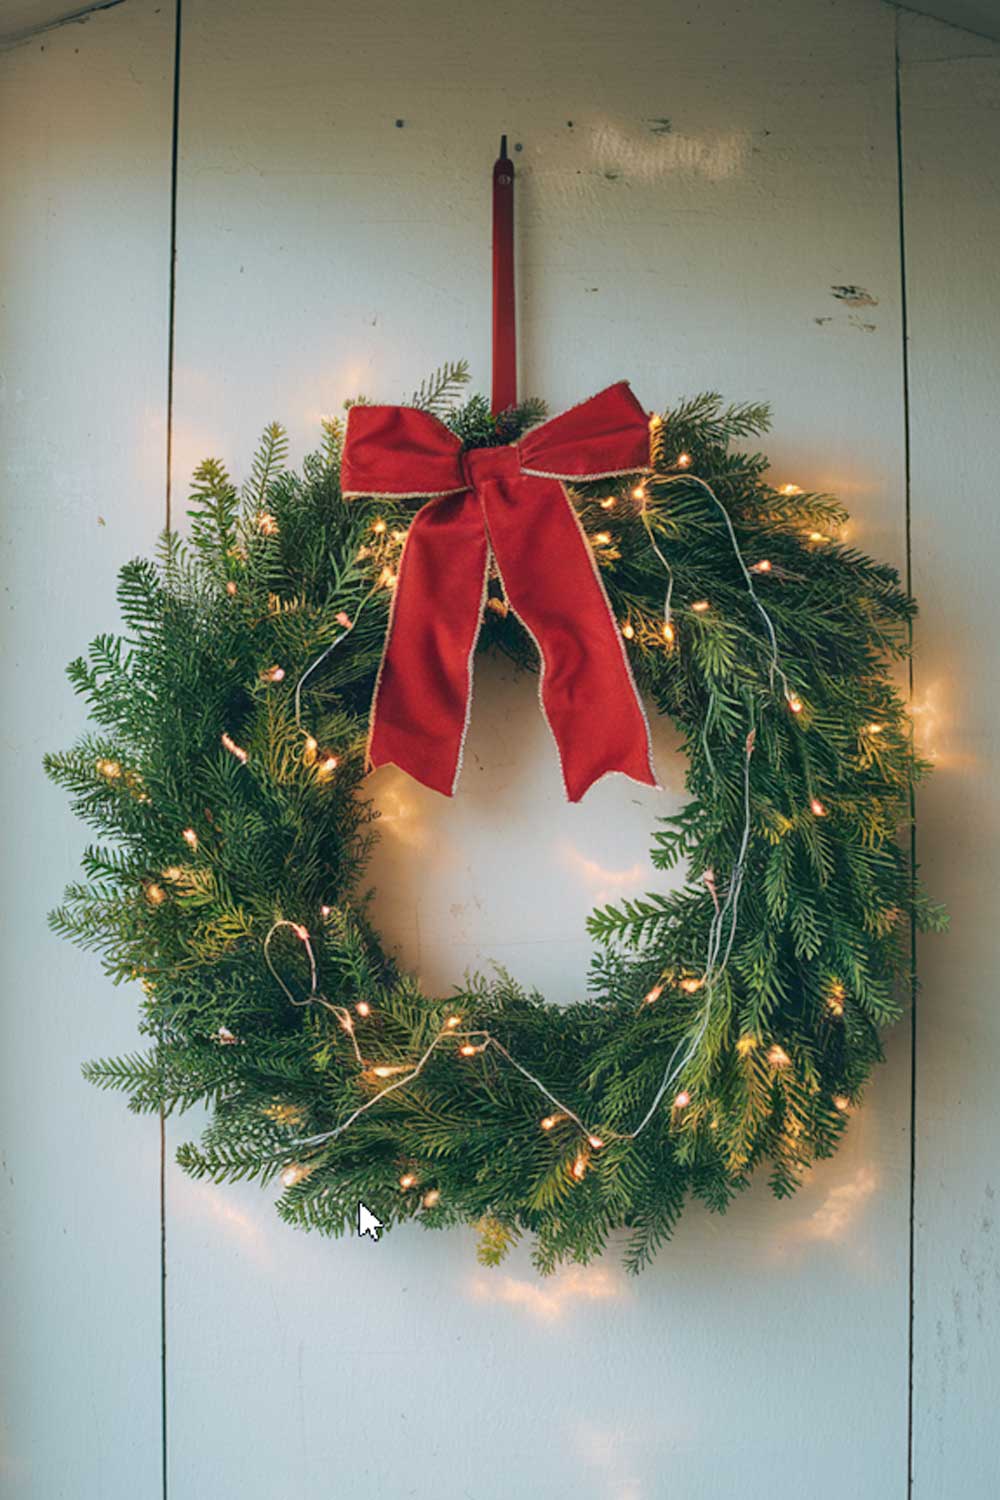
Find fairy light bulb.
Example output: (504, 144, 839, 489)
(780, 483, 802, 497)
(458, 1043, 479, 1057)
(281, 1163, 305, 1187)
(182, 827, 198, 848)
(336, 611, 352, 629)
(356, 1001, 371, 1018)
(261, 665, 285, 683)
(674, 1091, 691, 1109)
(649, 412, 662, 429)
(257, 512, 279, 536)
(808, 530, 826, 543)
(663, 620, 676, 645)
(391, 529, 407, 543)
(588, 1135, 605, 1150)
(643, 984, 664, 1005)
(162, 866, 182, 881)
(372, 1064, 407, 1079)
(215, 1026, 237, 1045)
(379, 566, 397, 589)
(444, 1014, 461, 1029)
(676, 452, 692, 468)
(768, 1045, 790, 1068)
(691, 600, 710, 613)
(318, 753, 339, 774)
(372, 518, 387, 535)
(225, 580, 238, 596)
(632, 484, 646, 501)
(571, 1155, 587, 1181)
(621, 621, 635, 640)
(593, 531, 612, 546)
(833, 1095, 851, 1113)
(867, 722, 884, 735)
(750, 559, 772, 574)
(680, 976, 703, 994)
(399, 1172, 417, 1190)
(601, 496, 616, 510)
(145, 883, 166, 906)
(540, 1115, 557, 1131)
(810, 798, 827, 817)
(422, 1189, 441, 1208)
(221, 732, 248, 764)
(320, 904, 331, 918)
(787, 694, 804, 714)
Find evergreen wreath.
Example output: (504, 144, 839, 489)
(47, 363, 944, 1273)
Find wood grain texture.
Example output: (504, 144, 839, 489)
(0, 2, 172, 1495)
(164, 3, 913, 1497)
(900, 11, 1000, 1494)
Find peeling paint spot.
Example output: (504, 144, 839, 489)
(814, 316, 833, 326)
(830, 284, 879, 308)
(848, 315, 877, 333)
(646, 117, 672, 135)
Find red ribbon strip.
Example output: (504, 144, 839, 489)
(341, 381, 658, 802)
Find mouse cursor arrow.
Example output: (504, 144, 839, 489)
(357, 1202, 383, 1242)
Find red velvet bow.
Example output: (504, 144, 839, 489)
(341, 381, 658, 802)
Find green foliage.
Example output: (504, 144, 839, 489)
(46, 384, 942, 1273)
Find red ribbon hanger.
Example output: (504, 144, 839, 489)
(339, 139, 658, 801)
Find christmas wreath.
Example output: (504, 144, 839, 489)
(47, 363, 943, 1273)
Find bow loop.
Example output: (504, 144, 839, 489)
(517, 381, 652, 480)
(342, 405, 465, 499)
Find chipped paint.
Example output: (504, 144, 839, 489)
(830, 283, 879, 307)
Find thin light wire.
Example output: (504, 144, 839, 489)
(266, 462, 784, 1161)
(293, 581, 379, 735)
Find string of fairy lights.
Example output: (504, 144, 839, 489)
(154, 416, 851, 1195)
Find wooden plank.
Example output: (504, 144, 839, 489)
(0, 3, 172, 1495)
(166, 1, 913, 1494)
(899, 12, 1000, 1494)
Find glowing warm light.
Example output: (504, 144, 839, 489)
(663, 621, 676, 645)
(621, 621, 635, 640)
(808, 531, 827, 543)
(221, 732, 248, 764)
(674, 1091, 691, 1109)
(379, 567, 397, 589)
(318, 754, 339, 774)
(356, 1001, 371, 1018)
(372, 518, 387, 535)
(162, 866, 182, 881)
(736, 1035, 756, 1056)
(281, 1164, 306, 1187)
(787, 694, 804, 714)
(680, 976, 703, 994)
(372, 1064, 407, 1079)
(601, 496, 616, 509)
(422, 1189, 441, 1208)
(810, 798, 827, 817)
(399, 1173, 417, 1190)
(391, 529, 407, 543)
(182, 827, 198, 848)
(540, 1116, 557, 1131)
(750, 559, 772, 574)
(833, 1095, 851, 1113)
(320, 904, 331, 917)
(676, 452, 692, 468)
(225, 580, 238, 596)
(593, 531, 612, 546)
(571, 1155, 587, 1181)
(96, 758, 122, 779)
(632, 484, 646, 501)
(768, 1045, 791, 1068)
(257, 512, 279, 536)
(643, 985, 664, 1005)
(691, 600, 710, 613)
(145, 883, 166, 906)
(649, 413, 662, 428)
(215, 1026, 237, 1044)
(444, 1014, 462, 1029)
(291, 924, 309, 941)
(588, 1135, 605, 1150)
(780, 484, 802, 496)
(459, 1043, 479, 1057)
(261, 665, 285, 683)
(867, 722, 884, 735)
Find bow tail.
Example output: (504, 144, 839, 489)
(368, 489, 489, 796)
(480, 471, 658, 802)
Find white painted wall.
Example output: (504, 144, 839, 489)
(1, 1, 997, 1496)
